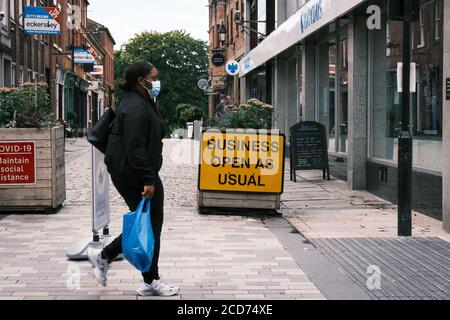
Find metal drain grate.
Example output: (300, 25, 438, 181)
(313, 238, 450, 300)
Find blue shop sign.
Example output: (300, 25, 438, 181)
(300, 0, 324, 34)
(24, 6, 61, 35)
(74, 47, 95, 64)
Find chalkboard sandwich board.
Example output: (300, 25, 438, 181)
(289, 122, 331, 182)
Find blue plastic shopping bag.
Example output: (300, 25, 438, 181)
(122, 198, 154, 273)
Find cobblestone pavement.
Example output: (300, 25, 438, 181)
(0, 138, 324, 301)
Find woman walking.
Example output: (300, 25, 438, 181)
(88, 60, 179, 297)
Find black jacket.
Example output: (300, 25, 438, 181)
(105, 89, 166, 187)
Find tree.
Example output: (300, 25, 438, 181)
(114, 30, 209, 133)
(178, 104, 207, 123)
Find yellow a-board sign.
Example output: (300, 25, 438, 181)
(199, 130, 286, 194)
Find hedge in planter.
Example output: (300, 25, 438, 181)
(210, 98, 275, 130)
(0, 82, 56, 129)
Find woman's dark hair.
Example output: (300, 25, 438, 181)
(119, 60, 154, 92)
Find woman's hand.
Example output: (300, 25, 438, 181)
(142, 185, 155, 199)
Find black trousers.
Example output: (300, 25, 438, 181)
(102, 176, 164, 285)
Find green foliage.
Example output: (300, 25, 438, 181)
(115, 30, 209, 132)
(210, 99, 274, 130)
(0, 83, 56, 129)
(0, 89, 15, 127)
(178, 104, 206, 123)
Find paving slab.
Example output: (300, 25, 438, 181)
(0, 139, 324, 301)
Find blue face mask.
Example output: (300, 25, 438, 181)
(143, 79, 161, 98)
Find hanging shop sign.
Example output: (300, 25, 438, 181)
(212, 52, 226, 67)
(225, 60, 240, 76)
(74, 47, 95, 64)
(199, 131, 286, 194)
(24, 6, 61, 35)
(0, 142, 36, 186)
(197, 78, 209, 91)
(90, 65, 104, 76)
(86, 45, 97, 58)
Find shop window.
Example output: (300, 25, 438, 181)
(18, 0, 23, 27)
(249, 66, 267, 102)
(434, 1, 441, 41)
(250, 0, 258, 49)
(417, 8, 425, 48)
(0, 0, 7, 30)
(3, 59, 12, 88)
(19, 68, 23, 85)
(11, 63, 15, 87)
(257, 0, 266, 41)
(338, 39, 348, 154)
(318, 40, 336, 153)
(9, 0, 14, 21)
(370, 5, 443, 172)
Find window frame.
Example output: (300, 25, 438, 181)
(417, 7, 425, 49)
(434, 0, 441, 41)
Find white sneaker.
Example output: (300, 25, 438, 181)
(137, 280, 180, 297)
(87, 247, 109, 287)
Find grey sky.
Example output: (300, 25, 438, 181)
(88, 0, 210, 49)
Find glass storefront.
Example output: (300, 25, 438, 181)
(318, 39, 336, 152)
(249, 65, 269, 103)
(370, 0, 443, 172)
(317, 22, 349, 154)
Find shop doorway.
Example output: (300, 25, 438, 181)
(317, 27, 349, 155)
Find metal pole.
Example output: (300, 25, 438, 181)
(0, 16, 3, 55)
(398, 0, 413, 237)
(91, 145, 101, 243)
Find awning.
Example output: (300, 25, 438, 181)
(239, 0, 367, 77)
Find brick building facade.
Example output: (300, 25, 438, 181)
(208, 0, 245, 117)
(0, 0, 115, 135)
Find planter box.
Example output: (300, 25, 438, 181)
(0, 127, 66, 213)
(198, 191, 281, 210)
